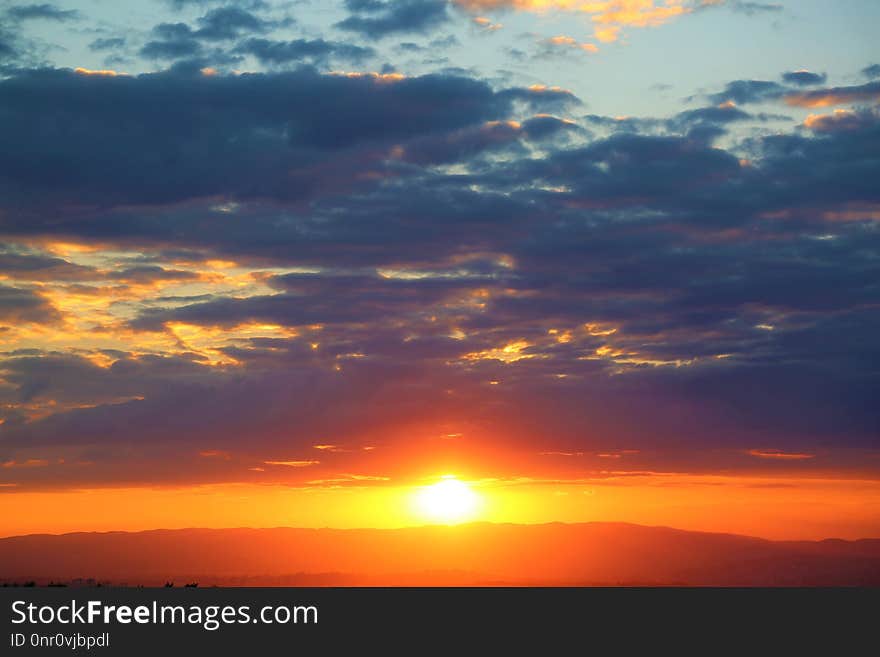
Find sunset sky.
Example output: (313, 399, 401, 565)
(0, 0, 878, 540)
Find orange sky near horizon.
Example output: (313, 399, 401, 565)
(2, 472, 879, 541)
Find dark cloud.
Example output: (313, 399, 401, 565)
(520, 115, 581, 141)
(0, 36, 15, 61)
(0, 251, 95, 282)
(497, 85, 580, 112)
(165, 0, 268, 10)
(5, 4, 79, 22)
(663, 104, 789, 142)
(0, 4, 79, 69)
(781, 70, 827, 86)
(0, 353, 222, 444)
(395, 41, 424, 53)
(336, 0, 450, 39)
(345, 0, 387, 10)
(429, 34, 459, 49)
(804, 108, 879, 134)
(1, 60, 879, 487)
(0, 67, 555, 208)
(115, 265, 200, 284)
(863, 64, 880, 80)
(237, 37, 375, 66)
(0, 286, 58, 324)
(726, 1, 783, 15)
(754, 109, 880, 209)
(140, 23, 202, 59)
(130, 269, 493, 330)
(140, 8, 286, 62)
(784, 80, 880, 108)
(669, 103, 752, 129)
(194, 7, 275, 41)
(707, 79, 786, 105)
(395, 120, 524, 165)
(583, 113, 664, 135)
(89, 37, 126, 52)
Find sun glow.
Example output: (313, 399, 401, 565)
(413, 476, 482, 524)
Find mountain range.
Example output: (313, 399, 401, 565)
(2, 522, 879, 586)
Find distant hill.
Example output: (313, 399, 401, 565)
(2, 522, 879, 586)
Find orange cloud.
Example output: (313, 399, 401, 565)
(803, 109, 851, 130)
(329, 71, 406, 84)
(199, 450, 231, 459)
(594, 25, 620, 42)
(463, 339, 535, 363)
(786, 85, 880, 109)
(454, 0, 700, 43)
(747, 449, 815, 461)
(546, 35, 600, 52)
(74, 67, 124, 77)
(803, 108, 877, 133)
(822, 203, 880, 222)
(306, 474, 391, 485)
(473, 15, 503, 30)
(2, 459, 50, 468)
(263, 460, 321, 467)
(527, 83, 574, 95)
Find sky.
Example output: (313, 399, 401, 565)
(0, 0, 879, 539)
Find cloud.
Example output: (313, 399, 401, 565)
(165, 0, 268, 10)
(521, 114, 581, 140)
(236, 38, 375, 66)
(140, 23, 202, 59)
(863, 64, 880, 80)
(803, 108, 879, 134)
(1, 3, 80, 66)
(2, 459, 49, 468)
(0, 66, 530, 207)
(707, 79, 786, 104)
(453, 0, 728, 43)
(264, 460, 321, 467)
(747, 449, 814, 460)
(668, 102, 752, 131)
(0, 286, 59, 324)
(781, 70, 826, 86)
(115, 266, 200, 284)
(139, 7, 290, 63)
(0, 36, 15, 62)
(784, 81, 880, 108)
(2, 61, 880, 489)
(89, 37, 126, 52)
(194, 7, 276, 41)
(130, 268, 506, 330)
(5, 3, 79, 22)
(392, 120, 524, 164)
(336, 0, 450, 39)
(472, 15, 503, 31)
(498, 84, 581, 112)
(725, 1, 782, 15)
(541, 35, 599, 54)
(0, 250, 96, 282)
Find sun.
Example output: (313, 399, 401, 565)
(414, 476, 481, 524)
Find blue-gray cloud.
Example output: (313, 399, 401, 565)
(1, 60, 879, 487)
(336, 0, 450, 39)
(5, 3, 79, 22)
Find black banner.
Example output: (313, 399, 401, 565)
(1, 587, 876, 654)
